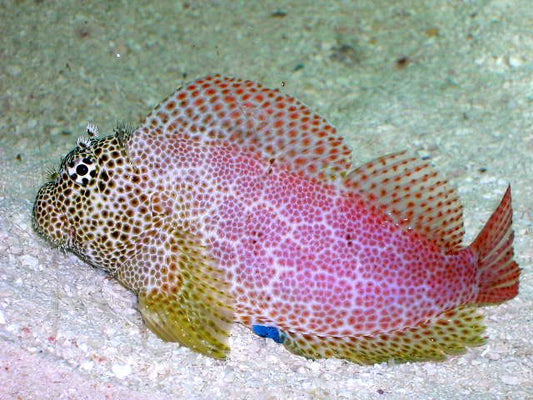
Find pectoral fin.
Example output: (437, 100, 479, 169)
(121, 222, 234, 359)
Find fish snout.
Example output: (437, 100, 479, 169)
(33, 182, 69, 247)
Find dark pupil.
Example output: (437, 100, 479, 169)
(76, 164, 89, 176)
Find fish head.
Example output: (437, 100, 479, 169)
(33, 128, 141, 271)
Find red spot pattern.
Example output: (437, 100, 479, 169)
(128, 76, 481, 337)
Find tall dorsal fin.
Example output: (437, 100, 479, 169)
(345, 152, 465, 251)
(140, 75, 354, 182)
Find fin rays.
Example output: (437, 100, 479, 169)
(345, 152, 465, 251)
(117, 219, 234, 359)
(282, 306, 486, 364)
(142, 75, 354, 182)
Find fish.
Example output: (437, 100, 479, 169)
(32, 75, 520, 364)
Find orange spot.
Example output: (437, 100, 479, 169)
(165, 101, 176, 111)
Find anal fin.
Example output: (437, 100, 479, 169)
(282, 306, 485, 364)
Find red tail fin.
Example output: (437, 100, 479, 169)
(471, 186, 520, 304)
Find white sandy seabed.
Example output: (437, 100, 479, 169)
(1, 1, 532, 399)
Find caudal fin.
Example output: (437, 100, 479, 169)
(471, 186, 520, 305)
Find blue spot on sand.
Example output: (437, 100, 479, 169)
(252, 325, 285, 344)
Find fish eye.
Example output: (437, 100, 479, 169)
(66, 157, 97, 186)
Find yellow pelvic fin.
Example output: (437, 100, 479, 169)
(128, 222, 234, 359)
(282, 306, 486, 364)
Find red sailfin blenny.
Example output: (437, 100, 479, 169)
(33, 76, 520, 363)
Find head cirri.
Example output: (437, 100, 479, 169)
(32, 123, 142, 272)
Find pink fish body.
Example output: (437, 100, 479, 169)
(33, 76, 520, 363)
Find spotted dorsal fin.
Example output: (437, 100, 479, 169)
(345, 152, 465, 251)
(140, 75, 354, 182)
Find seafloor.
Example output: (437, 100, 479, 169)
(0, 1, 531, 399)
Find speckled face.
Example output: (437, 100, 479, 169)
(33, 131, 148, 273)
